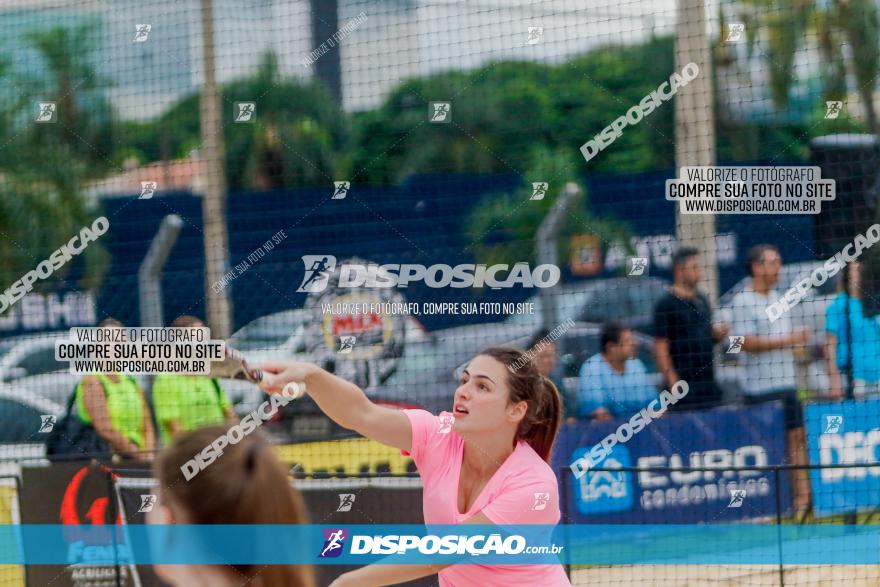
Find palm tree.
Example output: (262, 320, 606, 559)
(0, 23, 111, 294)
(730, 0, 878, 132)
(21, 24, 114, 176)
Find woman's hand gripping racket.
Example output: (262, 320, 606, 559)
(210, 347, 307, 399)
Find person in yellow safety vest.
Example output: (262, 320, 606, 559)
(76, 318, 156, 462)
(152, 315, 236, 446)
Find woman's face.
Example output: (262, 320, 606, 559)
(452, 354, 525, 434)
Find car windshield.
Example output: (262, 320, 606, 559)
(230, 311, 304, 351)
(0, 340, 19, 362)
(383, 334, 494, 389)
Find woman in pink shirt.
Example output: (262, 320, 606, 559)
(259, 346, 571, 587)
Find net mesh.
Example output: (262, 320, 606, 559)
(0, 0, 880, 585)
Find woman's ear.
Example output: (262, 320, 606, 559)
(507, 400, 528, 423)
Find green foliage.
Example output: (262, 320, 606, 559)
(349, 36, 678, 184)
(464, 146, 631, 268)
(0, 23, 111, 295)
(734, 0, 879, 131)
(121, 52, 346, 189)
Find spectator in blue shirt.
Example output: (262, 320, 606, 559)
(826, 262, 880, 399)
(576, 321, 657, 420)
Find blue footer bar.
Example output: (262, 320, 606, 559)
(2, 524, 880, 565)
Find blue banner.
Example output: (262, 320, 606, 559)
(4, 524, 880, 565)
(805, 398, 880, 517)
(553, 403, 790, 522)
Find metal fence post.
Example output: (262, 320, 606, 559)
(536, 182, 582, 329)
(774, 466, 784, 586)
(138, 214, 184, 328)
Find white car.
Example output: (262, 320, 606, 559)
(226, 308, 429, 415)
(0, 332, 80, 406)
(0, 381, 65, 465)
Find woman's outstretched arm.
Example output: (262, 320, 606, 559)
(259, 361, 412, 451)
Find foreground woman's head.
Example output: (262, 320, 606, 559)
(151, 426, 314, 587)
(453, 346, 562, 461)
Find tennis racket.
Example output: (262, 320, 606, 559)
(209, 346, 306, 399)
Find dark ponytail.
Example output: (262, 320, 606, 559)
(477, 347, 563, 462)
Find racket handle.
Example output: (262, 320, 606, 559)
(283, 381, 307, 400)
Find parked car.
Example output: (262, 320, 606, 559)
(269, 322, 535, 443)
(228, 309, 310, 361)
(366, 321, 661, 416)
(0, 332, 80, 406)
(0, 382, 64, 444)
(505, 277, 671, 335)
(228, 307, 430, 418)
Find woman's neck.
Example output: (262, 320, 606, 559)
(461, 433, 516, 478)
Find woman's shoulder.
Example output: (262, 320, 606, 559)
(506, 442, 559, 484)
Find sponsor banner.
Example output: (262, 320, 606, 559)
(275, 438, 416, 476)
(20, 462, 150, 587)
(553, 403, 789, 522)
(805, 398, 880, 517)
(569, 234, 603, 276)
(0, 290, 96, 335)
(5, 524, 880, 564)
(303, 257, 408, 389)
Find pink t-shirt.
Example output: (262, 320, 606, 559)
(403, 409, 571, 587)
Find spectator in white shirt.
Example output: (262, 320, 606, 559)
(728, 244, 811, 512)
